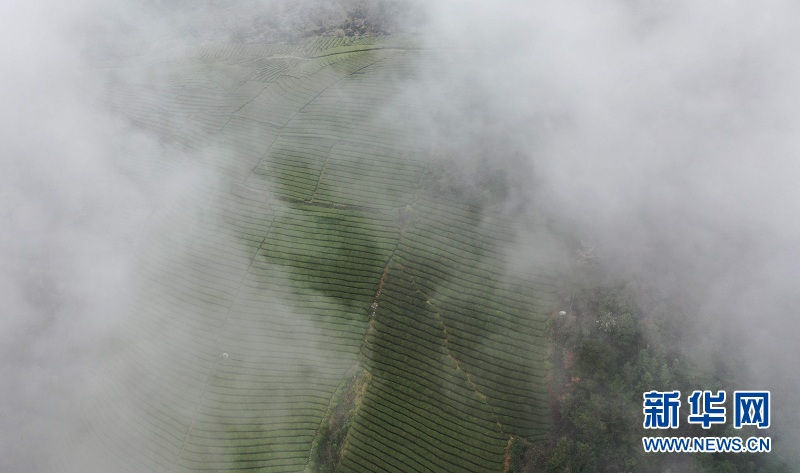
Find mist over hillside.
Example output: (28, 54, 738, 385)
(1, 0, 798, 471)
(418, 0, 800, 466)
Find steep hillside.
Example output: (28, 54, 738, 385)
(75, 36, 558, 472)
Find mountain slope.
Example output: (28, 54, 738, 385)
(76, 36, 557, 473)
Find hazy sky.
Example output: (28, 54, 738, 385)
(0, 2, 188, 469)
(419, 0, 800, 462)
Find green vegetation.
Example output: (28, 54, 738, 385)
(66, 23, 800, 472)
(100, 29, 791, 473)
(96, 36, 556, 472)
(308, 367, 370, 473)
(504, 258, 789, 473)
(88, 31, 796, 473)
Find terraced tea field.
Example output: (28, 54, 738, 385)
(78, 36, 558, 472)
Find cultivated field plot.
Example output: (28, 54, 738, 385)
(80, 36, 558, 473)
